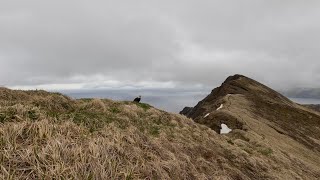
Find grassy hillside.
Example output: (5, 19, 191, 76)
(1, 87, 320, 179)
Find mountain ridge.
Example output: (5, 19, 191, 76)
(180, 75, 320, 177)
(181, 75, 320, 150)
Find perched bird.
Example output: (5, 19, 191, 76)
(133, 95, 142, 103)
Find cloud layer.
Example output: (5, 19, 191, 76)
(1, 0, 320, 90)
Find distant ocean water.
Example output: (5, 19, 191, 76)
(289, 98, 320, 105)
(63, 89, 210, 113)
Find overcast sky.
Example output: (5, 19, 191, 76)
(1, 0, 320, 91)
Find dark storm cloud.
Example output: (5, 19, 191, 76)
(1, 0, 320, 90)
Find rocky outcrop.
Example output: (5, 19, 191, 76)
(179, 106, 193, 116)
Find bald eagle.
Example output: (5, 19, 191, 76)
(133, 95, 141, 103)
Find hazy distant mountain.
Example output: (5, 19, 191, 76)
(283, 88, 320, 99)
(305, 104, 320, 112)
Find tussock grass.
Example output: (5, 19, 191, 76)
(1, 88, 320, 179)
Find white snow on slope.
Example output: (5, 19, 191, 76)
(204, 113, 210, 118)
(220, 124, 232, 134)
(217, 104, 224, 110)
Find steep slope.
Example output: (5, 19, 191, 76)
(181, 75, 320, 178)
(1, 85, 320, 179)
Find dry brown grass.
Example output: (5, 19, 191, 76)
(1, 88, 320, 179)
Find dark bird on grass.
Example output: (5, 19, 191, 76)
(133, 96, 142, 103)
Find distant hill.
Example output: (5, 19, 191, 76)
(283, 88, 320, 99)
(1, 74, 320, 179)
(305, 104, 320, 112)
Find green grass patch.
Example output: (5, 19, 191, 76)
(135, 103, 151, 111)
(0, 113, 5, 123)
(123, 101, 131, 105)
(149, 125, 160, 136)
(46, 111, 60, 118)
(79, 98, 93, 102)
(258, 148, 273, 156)
(227, 139, 234, 145)
(0, 107, 19, 122)
(125, 173, 134, 180)
(28, 110, 39, 120)
(110, 106, 121, 114)
(72, 111, 115, 132)
(0, 137, 4, 147)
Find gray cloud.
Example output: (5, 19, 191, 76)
(1, 0, 320, 90)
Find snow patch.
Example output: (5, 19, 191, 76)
(204, 113, 210, 118)
(217, 104, 224, 110)
(220, 124, 232, 134)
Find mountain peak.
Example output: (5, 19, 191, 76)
(182, 74, 291, 118)
(223, 74, 247, 83)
